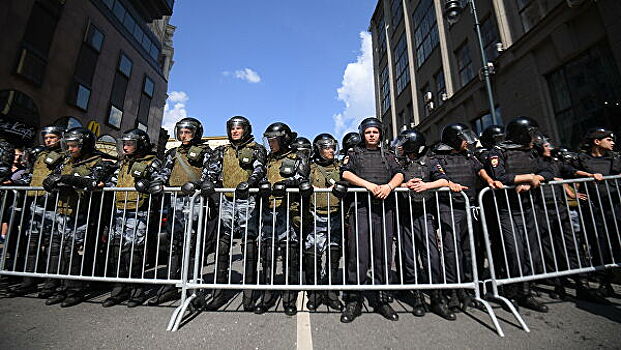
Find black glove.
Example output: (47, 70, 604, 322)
(258, 180, 271, 198)
(181, 181, 198, 195)
(135, 179, 150, 194)
(42, 174, 61, 192)
(149, 179, 164, 195)
(235, 181, 250, 199)
(272, 181, 287, 197)
(59, 175, 97, 191)
(332, 180, 348, 199)
(200, 181, 215, 196)
(298, 181, 313, 197)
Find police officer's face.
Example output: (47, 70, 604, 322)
(268, 137, 280, 153)
(595, 137, 615, 151)
(66, 141, 81, 158)
(13, 149, 23, 165)
(123, 141, 137, 155)
(44, 134, 60, 147)
(179, 128, 194, 144)
(364, 127, 380, 147)
(543, 143, 552, 157)
(320, 146, 335, 160)
(230, 125, 244, 141)
(459, 140, 468, 151)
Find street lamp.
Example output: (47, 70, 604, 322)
(444, 0, 499, 125)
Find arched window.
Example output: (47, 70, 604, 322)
(54, 116, 83, 130)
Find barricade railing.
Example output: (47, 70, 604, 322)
(0, 186, 199, 288)
(478, 175, 621, 333)
(169, 187, 503, 335)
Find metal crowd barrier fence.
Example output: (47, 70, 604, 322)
(169, 187, 503, 335)
(0, 186, 200, 289)
(478, 175, 621, 333)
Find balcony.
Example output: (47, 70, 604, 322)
(129, 0, 173, 22)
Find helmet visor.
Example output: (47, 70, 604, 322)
(118, 139, 138, 156)
(459, 129, 478, 145)
(175, 122, 197, 141)
(316, 139, 338, 159)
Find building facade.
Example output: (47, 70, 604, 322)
(370, 0, 621, 148)
(0, 0, 175, 150)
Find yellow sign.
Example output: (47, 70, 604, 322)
(87, 120, 101, 137)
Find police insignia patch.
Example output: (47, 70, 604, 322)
(490, 156, 499, 167)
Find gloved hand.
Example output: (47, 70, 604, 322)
(332, 180, 349, 199)
(298, 181, 313, 197)
(235, 181, 250, 199)
(181, 181, 198, 195)
(135, 178, 151, 194)
(258, 180, 271, 198)
(42, 174, 62, 192)
(149, 179, 164, 195)
(200, 181, 215, 196)
(272, 181, 287, 197)
(59, 175, 97, 191)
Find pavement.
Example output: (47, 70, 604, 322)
(0, 280, 620, 350)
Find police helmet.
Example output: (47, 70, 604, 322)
(480, 125, 504, 148)
(292, 137, 312, 154)
(263, 122, 297, 149)
(175, 117, 203, 142)
(341, 132, 361, 154)
(441, 123, 477, 150)
(584, 128, 615, 143)
(397, 128, 427, 156)
(120, 128, 151, 156)
(226, 115, 252, 144)
(313, 133, 338, 161)
(358, 117, 383, 140)
(505, 116, 542, 146)
(61, 127, 96, 155)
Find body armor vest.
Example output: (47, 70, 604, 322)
(169, 147, 204, 186)
(115, 154, 156, 210)
(503, 148, 536, 175)
(435, 153, 477, 203)
(576, 153, 617, 200)
(355, 147, 392, 184)
(310, 161, 340, 213)
(28, 149, 59, 197)
(57, 154, 103, 216)
(402, 156, 433, 204)
(222, 143, 256, 197)
(266, 151, 299, 208)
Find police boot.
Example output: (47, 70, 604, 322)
(324, 247, 343, 311)
(447, 289, 461, 313)
(7, 278, 38, 297)
(46, 291, 67, 306)
(430, 290, 456, 321)
(103, 284, 129, 307)
(597, 273, 615, 298)
(457, 289, 478, 311)
(147, 285, 180, 306)
(517, 283, 548, 313)
(242, 239, 258, 311)
(38, 279, 59, 299)
(411, 290, 426, 317)
(254, 241, 276, 315)
(61, 289, 85, 308)
(206, 235, 233, 311)
(127, 286, 146, 308)
(304, 249, 321, 311)
(282, 244, 300, 316)
(374, 291, 398, 321)
(340, 293, 362, 323)
(575, 277, 609, 304)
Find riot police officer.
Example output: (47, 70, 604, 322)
(292, 136, 313, 161)
(304, 133, 345, 311)
(255, 122, 310, 316)
(42, 127, 117, 307)
(201, 116, 267, 311)
(340, 117, 404, 323)
(8, 126, 64, 297)
(339, 132, 361, 160)
(476, 125, 505, 163)
(572, 128, 620, 298)
(102, 129, 160, 308)
(485, 117, 551, 312)
(147, 117, 211, 306)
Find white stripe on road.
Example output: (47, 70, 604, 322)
(296, 291, 313, 350)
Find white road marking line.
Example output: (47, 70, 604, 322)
(296, 291, 313, 350)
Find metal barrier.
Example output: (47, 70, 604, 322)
(0, 186, 199, 289)
(478, 175, 621, 333)
(168, 187, 503, 335)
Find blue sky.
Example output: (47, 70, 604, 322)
(163, 0, 378, 142)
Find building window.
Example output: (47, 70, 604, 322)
(481, 16, 500, 61)
(456, 42, 474, 88)
(107, 53, 133, 129)
(394, 34, 410, 96)
(376, 17, 387, 59)
(55, 116, 83, 130)
(70, 22, 104, 111)
(516, 0, 557, 33)
(137, 76, 154, 125)
(380, 65, 391, 114)
(14, 0, 64, 85)
(472, 107, 502, 135)
(391, 0, 403, 29)
(412, 0, 439, 68)
(419, 83, 431, 119)
(435, 70, 446, 106)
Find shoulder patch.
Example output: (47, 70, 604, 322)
(490, 156, 499, 168)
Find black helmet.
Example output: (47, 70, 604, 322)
(584, 127, 615, 143)
(40, 125, 64, 149)
(341, 132, 361, 154)
(226, 115, 252, 144)
(120, 128, 151, 156)
(441, 123, 477, 150)
(480, 125, 504, 148)
(397, 128, 426, 156)
(263, 122, 297, 149)
(292, 137, 312, 155)
(61, 127, 96, 155)
(175, 117, 203, 142)
(313, 133, 338, 161)
(533, 136, 553, 155)
(505, 116, 542, 146)
(358, 117, 383, 140)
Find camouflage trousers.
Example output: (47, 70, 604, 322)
(304, 211, 342, 252)
(110, 209, 148, 246)
(219, 196, 259, 238)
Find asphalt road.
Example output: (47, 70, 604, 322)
(0, 282, 620, 350)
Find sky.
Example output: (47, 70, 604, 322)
(163, 0, 378, 143)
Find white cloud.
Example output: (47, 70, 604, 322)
(162, 90, 191, 136)
(234, 68, 262, 83)
(333, 31, 376, 141)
